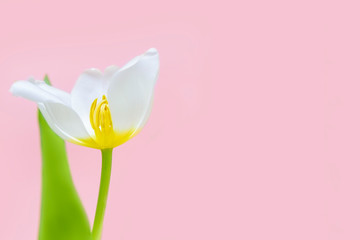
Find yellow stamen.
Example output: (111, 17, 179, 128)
(89, 95, 114, 147)
(74, 95, 138, 149)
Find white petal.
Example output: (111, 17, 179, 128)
(107, 48, 159, 131)
(10, 79, 70, 105)
(30, 79, 71, 106)
(71, 69, 105, 132)
(102, 65, 120, 90)
(39, 102, 96, 146)
(104, 65, 120, 80)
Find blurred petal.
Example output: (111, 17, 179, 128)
(71, 69, 105, 132)
(102, 65, 120, 90)
(104, 65, 120, 81)
(107, 48, 159, 131)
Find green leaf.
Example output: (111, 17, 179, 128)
(38, 75, 92, 240)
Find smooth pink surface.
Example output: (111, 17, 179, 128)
(1, 0, 360, 239)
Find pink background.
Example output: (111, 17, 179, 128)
(1, 0, 360, 239)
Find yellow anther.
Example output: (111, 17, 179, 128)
(89, 95, 114, 146)
(100, 104, 107, 130)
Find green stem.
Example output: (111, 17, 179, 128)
(92, 148, 113, 240)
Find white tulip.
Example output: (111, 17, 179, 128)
(10, 48, 159, 149)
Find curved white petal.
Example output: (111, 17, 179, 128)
(39, 102, 96, 147)
(71, 69, 105, 133)
(106, 48, 159, 132)
(10, 79, 70, 105)
(31, 79, 71, 106)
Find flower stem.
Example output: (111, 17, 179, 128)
(92, 148, 113, 240)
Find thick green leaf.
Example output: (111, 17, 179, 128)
(38, 76, 92, 240)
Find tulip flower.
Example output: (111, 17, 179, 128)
(10, 48, 159, 240)
(10, 48, 159, 150)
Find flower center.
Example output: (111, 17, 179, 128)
(90, 95, 114, 144)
